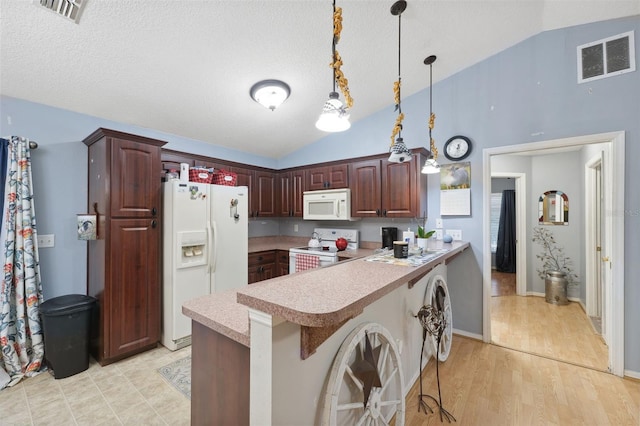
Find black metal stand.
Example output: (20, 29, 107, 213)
(418, 330, 456, 423)
(418, 329, 435, 415)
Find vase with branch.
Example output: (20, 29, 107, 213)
(532, 227, 578, 283)
(532, 227, 578, 304)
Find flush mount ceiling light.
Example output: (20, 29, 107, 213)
(421, 55, 441, 174)
(315, 0, 353, 133)
(250, 79, 291, 111)
(388, 0, 412, 163)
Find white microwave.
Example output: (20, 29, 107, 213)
(303, 188, 356, 221)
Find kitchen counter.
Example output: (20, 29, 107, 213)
(183, 239, 470, 425)
(183, 240, 468, 346)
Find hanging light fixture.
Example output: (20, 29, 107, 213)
(250, 79, 291, 111)
(316, 0, 353, 132)
(421, 55, 441, 174)
(388, 0, 412, 163)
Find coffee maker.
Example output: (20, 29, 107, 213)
(381, 227, 398, 249)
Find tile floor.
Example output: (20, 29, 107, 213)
(0, 345, 191, 425)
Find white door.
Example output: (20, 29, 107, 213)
(209, 185, 249, 292)
(162, 181, 210, 349)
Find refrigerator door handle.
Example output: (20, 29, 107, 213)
(207, 220, 214, 274)
(211, 220, 219, 273)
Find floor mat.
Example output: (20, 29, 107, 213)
(157, 356, 191, 400)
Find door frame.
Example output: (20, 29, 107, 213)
(585, 154, 603, 319)
(482, 131, 625, 376)
(491, 173, 526, 295)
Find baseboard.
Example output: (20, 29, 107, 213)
(624, 369, 640, 380)
(453, 328, 483, 341)
(525, 292, 582, 304)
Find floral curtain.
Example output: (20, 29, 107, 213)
(0, 136, 44, 389)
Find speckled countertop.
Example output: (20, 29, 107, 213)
(183, 239, 469, 347)
(247, 235, 378, 257)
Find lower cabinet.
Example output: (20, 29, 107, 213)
(248, 250, 289, 284)
(191, 321, 249, 425)
(89, 218, 161, 364)
(276, 250, 290, 276)
(248, 251, 276, 284)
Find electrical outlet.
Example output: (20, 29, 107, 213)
(294, 224, 298, 232)
(435, 230, 443, 240)
(446, 229, 462, 241)
(436, 218, 443, 228)
(38, 234, 55, 248)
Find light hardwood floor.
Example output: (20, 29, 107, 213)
(491, 295, 608, 371)
(404, 336, 640, 425)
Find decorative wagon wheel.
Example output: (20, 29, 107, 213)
(322, 322, 405, 426)
(425, 275, 453, 362)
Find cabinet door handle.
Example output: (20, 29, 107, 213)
(383, 209, 387, 217)
(255, 211, 260, 217)
(258, 266, 264, 273)
(151, 219, 157, 228)
(151, 207, 157, 216)
(376, 208, 381, 216)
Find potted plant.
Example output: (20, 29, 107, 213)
(532, 226, 578, 305)
(416, 226, 435, 250)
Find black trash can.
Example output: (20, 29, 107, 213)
(40, 294, 96, 379)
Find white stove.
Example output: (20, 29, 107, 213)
(289, 228, 359, 273)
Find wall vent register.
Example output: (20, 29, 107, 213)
(577, 30, 635, 83)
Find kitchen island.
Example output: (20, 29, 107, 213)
(183, 240, 469, 425)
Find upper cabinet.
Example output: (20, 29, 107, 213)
(227, 166, 276, 218)
(277, 169, 305, 217)
(306, 164, 349, 190)
(350, 150, 428, 218)
(109, 138, 164, 218)
(159, 148, 428, 220)
(253, 170, 277, 217)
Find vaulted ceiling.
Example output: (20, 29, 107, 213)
(1, 1, 637, 158)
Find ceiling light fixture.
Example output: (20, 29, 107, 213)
(315, 0, 353, 133)
(388, 0, 412, 163)
(250, 79, 291, 111)
(421, 55, 441, 174)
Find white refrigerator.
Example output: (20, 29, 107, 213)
(162, 180, 248, 350)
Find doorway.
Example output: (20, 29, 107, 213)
(482, 131, 625, 376)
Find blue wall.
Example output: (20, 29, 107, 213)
(1, 15, 638, 372)
(283, 15, 640, 372)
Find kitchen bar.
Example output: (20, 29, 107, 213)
(183, 240, 469, 424)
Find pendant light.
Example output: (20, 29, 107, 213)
(388, 0, 412, 163)
(421, 55, 441, 174)
(316, 0, 353, 133)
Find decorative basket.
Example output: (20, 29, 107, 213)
(212, 169, 237, 186)
(189, 167, 214, 184)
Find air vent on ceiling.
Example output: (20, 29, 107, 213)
(35, 0, 85, 24)
(577, 31, 635, 84)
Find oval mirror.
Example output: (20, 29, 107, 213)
(538, 190, 569, 225)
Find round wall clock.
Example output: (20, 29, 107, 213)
(443, 135, 472, 161)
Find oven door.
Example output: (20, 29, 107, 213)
(289, 251, 336, 273)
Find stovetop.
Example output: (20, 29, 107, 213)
(290, 227, 359, 257)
